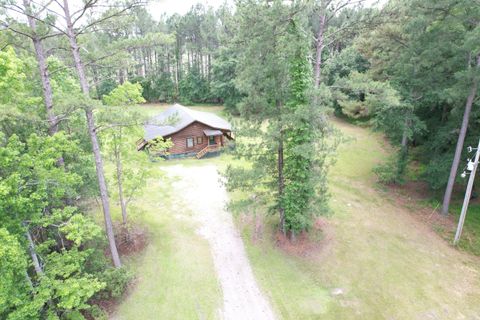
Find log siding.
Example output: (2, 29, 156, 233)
(165, 121, 225, 155)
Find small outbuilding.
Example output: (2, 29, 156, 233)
(137, 104, 233, 159)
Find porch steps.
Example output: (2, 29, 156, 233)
(196, 146, 211, 159)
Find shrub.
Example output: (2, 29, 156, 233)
(103, 81, 146, 106)
(373, 149, 408, 184)
(96, 79, 117, 99)
(94, 267, 133, 300)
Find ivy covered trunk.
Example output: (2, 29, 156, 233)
(283, 42, 316, 236)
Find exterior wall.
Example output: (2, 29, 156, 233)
(166, 121, 227, 155)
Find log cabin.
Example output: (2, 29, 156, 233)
(137, 104, 234, 159)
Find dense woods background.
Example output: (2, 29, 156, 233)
(0, 0, 479, 318)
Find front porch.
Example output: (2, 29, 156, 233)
(196, 130, 228, 159)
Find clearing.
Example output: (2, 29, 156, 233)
(166, 164, 276, 320)
(239, 119, 480, 319)
(111, 106, 480, 319)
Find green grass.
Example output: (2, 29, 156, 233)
(450, 203, 480, 255)
(101, 105, 480, 319)
(113, 174, 222, 319)
(235, 118, 480, 319)
(241, 217, 332, 319)
(90, 104, 224, 319)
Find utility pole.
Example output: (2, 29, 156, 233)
(453, 137, 480, 245)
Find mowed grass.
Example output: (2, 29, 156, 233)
(238, 216, 332, 319)
(99, 104, 480, 319)
(237, 118, 480, 319)
(90, 103, 223, 319)
(449, 203, 480, 255)
(111, 172, 222, 320)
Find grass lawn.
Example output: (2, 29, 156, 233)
(90, 103, 225, 319)
(449, 203, 480, 255)
(235, 118, 480, 319)
(98, 104, 480, 319)
(110, 171, 222, 319)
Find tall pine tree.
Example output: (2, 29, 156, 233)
(226, 0, 336, 237)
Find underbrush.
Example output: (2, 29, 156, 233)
(85, 224, 148, 319)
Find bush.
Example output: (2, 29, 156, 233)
(373, 149, 408, 184)
(94, 267, 133, 300)
(97, 79, 117, 99)
(103, 81, 145, 106)
(87, 305, 108, 320)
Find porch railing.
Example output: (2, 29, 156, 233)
(196, 144, 218, 159)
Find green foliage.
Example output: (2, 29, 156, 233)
(0, 47, 25, 104)
(132, 74, 176, 103)
(357, 0, 480, 190)
(47, 57, 80, 98)
(211, 47, 242, 114)
(178, 68, 211, 104)
(282, 43, 318, 233)
(0, 131, 122, 318)
(98, 104, 170, 225)
(103, 81, 146, 106)
(322, 46, 370, 86)
(152, 73, 176, 102)
(334, 72, 402, 119)
(226, 1, 337, 234)
(373, 148, 408, 184)
(96, 79, 117, 99)
(0, 48, 44, 139)
(95, 267, 132, 300)
(0, 228, 29, 317)
(60, 212, 102, 246)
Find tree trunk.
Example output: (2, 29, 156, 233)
(278, 134, 285, 234)
(62, 0, 121, 268)
(24, 271, 34, 289)
(23, 0, 58, 135)
(114, 141, 128, 225)
(442, 55, 480, 215)
(314, 13, 326, 89)
(401, 111, 410, 148)
(276, 100, 285, 234)
(26, 228, 43, 277)
(92, 67, 101, 99)
(207, 54, 211, 82)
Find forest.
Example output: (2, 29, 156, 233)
(1, 0, 479, 319)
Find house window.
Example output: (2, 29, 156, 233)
(186, 137, 194, 148)
(197, 137, 203, 144)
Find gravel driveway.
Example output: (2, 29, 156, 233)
(166, 164, 276, 320)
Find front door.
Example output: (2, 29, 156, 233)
(208, 135, 215, 145)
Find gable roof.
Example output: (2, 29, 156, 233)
(144, 104, 231, 141)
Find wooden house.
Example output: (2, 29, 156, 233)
(137, 104, 233, 159)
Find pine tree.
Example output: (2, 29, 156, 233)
(226, 0, 336, 236)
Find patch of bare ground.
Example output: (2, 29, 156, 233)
(239, 212, 335, 259)
(275, 217, 335, 259)
(115, 223, 148, 257)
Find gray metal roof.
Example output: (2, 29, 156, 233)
(144, 104, 231, 141)
(203, 129, 223, 136)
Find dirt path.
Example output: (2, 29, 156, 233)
(165, 164, 276, 320)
